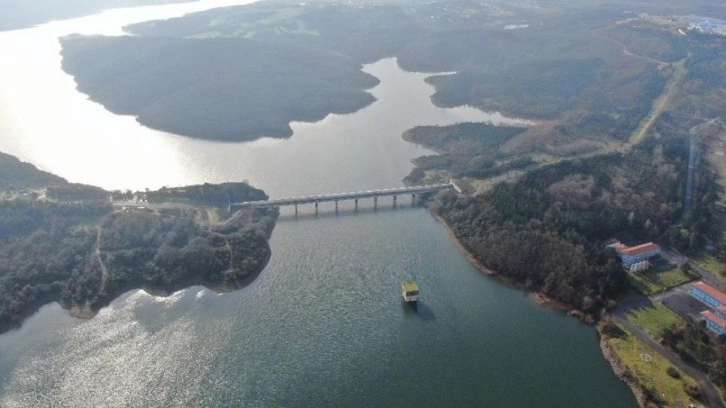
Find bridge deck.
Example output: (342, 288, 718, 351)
(234, 183, 454, 208)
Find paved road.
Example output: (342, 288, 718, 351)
(612, 247, 726, 406)
(612, 311, 725, 408)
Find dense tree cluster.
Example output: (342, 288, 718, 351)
(662, 319, 726, 391)
(0, 152, 67, 189)
(72, 206, 276, 311)
(46, 184, 109, 201)
(431, 137, 696, 313)
(60, 34, 378, 141)
(670, 33, 726, 126)
(0, 155, 277, 334)
(145, 182, 268, 206)
(403, 123, 531, 183)
(0, 201, 107, 332)
(603, 24, 688, 64)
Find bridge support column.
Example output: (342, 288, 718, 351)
(335, 200, 339, 214)
(373, 196, 378, 210)
(411, 193, 416, 206)
(392, 195, 397, 208)
(354, 198, 358, 212)
(294, 204, 298, 217)
(315, 201, 319, 215)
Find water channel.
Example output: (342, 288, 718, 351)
(0, 1, 638, 406)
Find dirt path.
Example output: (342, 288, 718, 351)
(626, 58, 688, 148)
(598, 32, 669, 67)
(466, 54, 688, 195)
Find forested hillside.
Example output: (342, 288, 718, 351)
(59, 0, 687, 146)
(432, 135, 718, 315)
(61, 35, 377, 141)
(0, 153, 276, 334)
(0, 152, 67, 189)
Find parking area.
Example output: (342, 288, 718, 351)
(661, 287, 709, 321)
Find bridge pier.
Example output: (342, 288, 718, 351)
(233, 183, 455, 213)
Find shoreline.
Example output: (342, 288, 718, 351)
(597, 320, 650, 408)
(430, 207, 644, 404)
(430, 209, 573, 314)
(1, 242, 273, 336)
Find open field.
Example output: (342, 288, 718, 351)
(628, 303, 684, 340)
(607, 324, 705, 407)
(628, 262, 700, 296)
(693, 253, 726, 285)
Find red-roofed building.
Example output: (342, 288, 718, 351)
(700, 310, 726, 335)
(691, 281, 726, 309)
(613, 241, 661, 266)
(718, 306, 726, 320)
(692, 281, 726, 335)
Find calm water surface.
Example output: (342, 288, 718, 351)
(0, 2, 637, 407)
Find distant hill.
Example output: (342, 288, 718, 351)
(61, 34, 378, 141)
(59, 0, 692, 146)
(0, 151, 67, 189)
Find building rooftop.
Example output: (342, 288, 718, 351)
(693, 281, 726, 306)
(701, 310, 726, 329)
(402, 281, 420, 293)
(618, 242, 660, 256)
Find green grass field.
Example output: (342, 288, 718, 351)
(693, 253, 726, 285)
(628, 303, 684, 340)
(628, 263, 699, 295)
(607, 324, 705, 407)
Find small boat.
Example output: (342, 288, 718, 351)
(402, 281, 420, 303)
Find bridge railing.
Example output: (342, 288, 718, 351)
(233, 183, 455, 209)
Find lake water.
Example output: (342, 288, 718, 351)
(0, 2, 638, 407)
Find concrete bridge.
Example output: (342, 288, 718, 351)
(233, 183, 457, 214)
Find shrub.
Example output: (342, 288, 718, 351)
(666, 366, 681, 379)
(683, 383, 702, 399)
